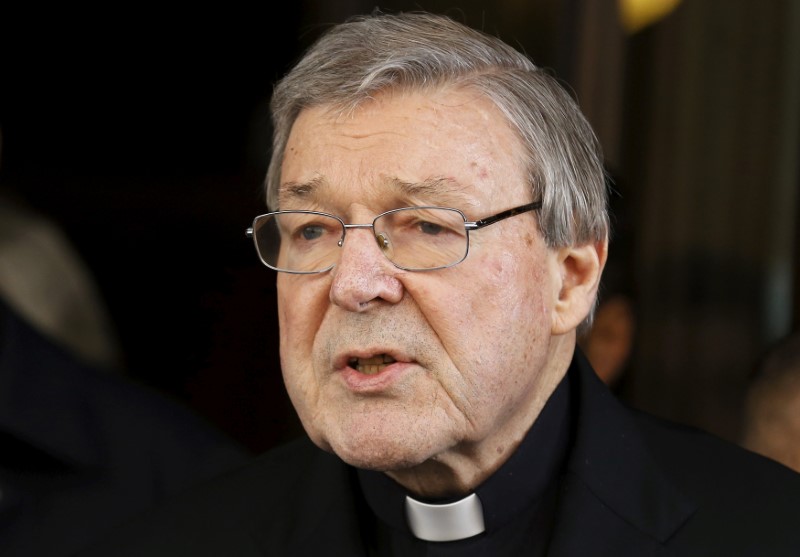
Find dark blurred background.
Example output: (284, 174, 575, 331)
(1, 0, 798, 453)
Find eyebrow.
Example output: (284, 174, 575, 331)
(278, 176, 476, 209)
(388, 177, 473, 203)
(278, 177, 326, 206)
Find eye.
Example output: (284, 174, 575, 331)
(301, 225, 325, 240)
(419, 221, 443, 235)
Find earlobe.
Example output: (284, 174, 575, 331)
(551, 238, 608, 335)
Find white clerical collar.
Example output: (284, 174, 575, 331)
(405, 492, 485, 542)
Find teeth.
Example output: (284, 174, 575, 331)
(360, 355, 396, 365)
(348, 354, 396, 374)
(360, 365, 382, 375)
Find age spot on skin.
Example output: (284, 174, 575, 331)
(524, 233, 534, 247)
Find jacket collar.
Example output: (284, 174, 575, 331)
(547, 348, 695, 554)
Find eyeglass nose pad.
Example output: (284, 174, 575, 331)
(375, 232, 390, 251)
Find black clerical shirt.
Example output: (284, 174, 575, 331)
(357, 371, 572, 557)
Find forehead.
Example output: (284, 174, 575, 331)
(278, 88, 529, 211)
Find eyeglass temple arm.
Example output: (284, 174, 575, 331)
(468, 201, 542, 230)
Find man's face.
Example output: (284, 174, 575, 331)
(276, 88, 573, 492)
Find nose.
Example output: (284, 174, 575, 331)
(329, 227, 404, 311)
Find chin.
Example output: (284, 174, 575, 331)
(318, 422, 443, 472)
(333, 443, 430, 472)
(296, 394, 459, 471)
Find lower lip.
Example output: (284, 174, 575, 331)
(339, 362, 415, 393)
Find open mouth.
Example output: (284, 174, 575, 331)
(348, 354, 397, 375)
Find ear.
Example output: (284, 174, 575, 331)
(551, 238, 608, 335)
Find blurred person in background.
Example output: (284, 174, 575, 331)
(740, 329, 800, 473)
(0, 129, 251, 557)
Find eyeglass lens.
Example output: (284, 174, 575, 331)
(252, 208, 469, 273)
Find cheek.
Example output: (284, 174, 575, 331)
(276, 276, 331, 410)
(276, 277, 331, 444)
(481, 256, 553, 379)
(411, 250, 552, 369)
(277, 275, 329, 350)
(468, 251, 551, 326)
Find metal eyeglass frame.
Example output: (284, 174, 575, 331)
(245, 201, 542, 273)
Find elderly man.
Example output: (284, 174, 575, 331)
(82, 11, 800, 556)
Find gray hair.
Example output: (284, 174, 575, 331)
(266, 10, 609, 249)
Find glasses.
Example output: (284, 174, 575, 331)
(245, 201, 541, 274)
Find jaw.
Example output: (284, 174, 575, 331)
(388, 335, 576, 498)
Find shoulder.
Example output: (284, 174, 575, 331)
(633, 407, 800, 497)
(631, 407, 800, 548)
(566, 351, 800, 553)
(574, 348, 800, 512)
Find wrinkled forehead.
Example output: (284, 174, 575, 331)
(276, 90, 531, 214)
(277, 175, 479, 214)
